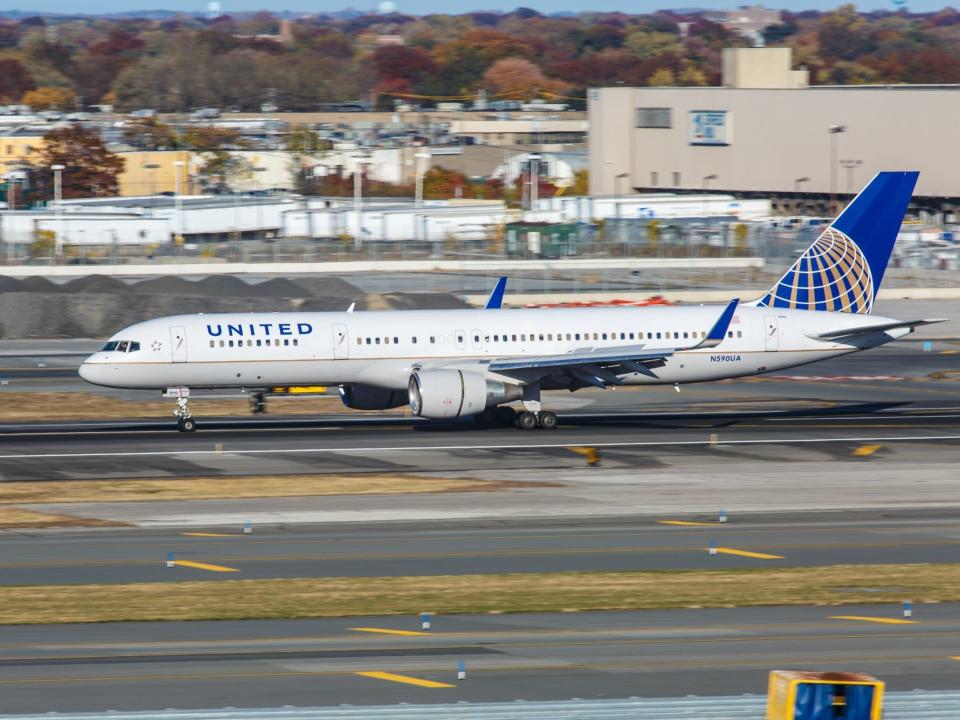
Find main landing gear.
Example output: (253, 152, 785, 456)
(516, 410, 557, 430)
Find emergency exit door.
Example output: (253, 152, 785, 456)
(332, 323, 349, 360)
(170, 326, 187, 362)
(764, 316, 780, 352)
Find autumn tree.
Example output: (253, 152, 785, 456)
(36, 125, 125, 199)
(0, 59, 34, 103)
(481, 57, 570, 100)
(22, 86, 76, 111)
(183, 126, 249, 193)
(122, 117, 180, 150)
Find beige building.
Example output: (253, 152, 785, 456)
(589, 48, 960, 209)
(117, 150, 195, 197)
(0, 128, 48, 175)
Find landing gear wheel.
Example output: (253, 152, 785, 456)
(178, 417, 197, 433)
(517, 411, 539, 430)
(539, 411, 558, 430)
(494, 406, 517, 427)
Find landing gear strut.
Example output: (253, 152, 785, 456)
(249, 391, 267, 415)
(168, 389, 197, 433)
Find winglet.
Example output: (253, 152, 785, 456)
(694, 298, 739, 349)
(485, 276, 507, 309)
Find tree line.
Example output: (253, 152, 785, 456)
(0, 5, 957, 113)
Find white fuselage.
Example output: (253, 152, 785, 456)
(79, 304, 909, 393)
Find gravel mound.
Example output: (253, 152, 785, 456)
(62, 275, 133, 294)
(18, 276, 61, 293)
(383, 292, 472, 310)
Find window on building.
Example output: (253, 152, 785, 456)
(650, 171, 658, 187)
(673, 172, 681, 187)
(635, 108, 672, 129)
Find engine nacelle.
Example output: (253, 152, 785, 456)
(408, 370, 521, 419)
(339, 384, 408, 410)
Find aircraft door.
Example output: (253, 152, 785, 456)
(170, 326, 187, 363)
(764, 316, 780, 352)
(332, 323, 349, 360)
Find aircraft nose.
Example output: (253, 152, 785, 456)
(78, 360, 102, 385)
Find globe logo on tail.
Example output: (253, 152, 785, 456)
(757, 227, 874, 314)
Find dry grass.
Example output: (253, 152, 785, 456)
(0, 507, 124, 528)
(0, 392, 405, 421)
(0, 564, 956, 625)
(0, 474, 508, 504)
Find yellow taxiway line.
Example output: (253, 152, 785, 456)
(712, 547, 785, 560)
(181, 533, 239, 538)
(659, 520, 722, 527)
(173, 560, 240, 573)
(350, 627, 428, 637)
(830, 616, 918, 625)
(356, 671, 454, 688)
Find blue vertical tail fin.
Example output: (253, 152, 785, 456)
(755, 171, 918, 314)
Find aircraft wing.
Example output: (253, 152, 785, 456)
(808, 318, 946, 342)
(487, 299, 739, 388)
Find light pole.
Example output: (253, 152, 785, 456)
(51, 164, 65, 259)
(352, 155, 369, 251)
(839, 159, 862, 195)
(144, 162, 160, 214)
(414, 151, 430, 208)
(252, 166, 267, 241)
(827, 124, 846, 213)
(614, 172, 629, 219)
(173, 160, 185, 245)
(528, 153, 541, 211)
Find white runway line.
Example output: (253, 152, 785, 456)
(1, 434, 959, 460)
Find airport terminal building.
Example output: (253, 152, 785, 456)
(589, 48, 960, 215)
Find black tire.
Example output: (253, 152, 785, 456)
(518, 412, 538, 430)
(494, 406, 517, 427)
(539, 411, 558, 430)
(180, 417, 197, 433)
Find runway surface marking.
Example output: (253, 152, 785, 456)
(658, 520, 723, 527)
(851, 443, 884, 457)
(355, 671, 454, 688)
(712, 548, 784, 560)
(172, 560, 239, 573)
(180, 533, 239, 538)
(350, 628, 429, 637)
(2, 433, 960, 459)
(829, 616, 918, 625)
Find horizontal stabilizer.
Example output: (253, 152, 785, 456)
(809, 318, 946, 342)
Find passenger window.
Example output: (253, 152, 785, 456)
(575, 333, 580, 340)
(602, 333, 607, 340)
(629, 333, 634, 340)
(209, 340, 215, 348)
(293, 339, 299, 346)
(412, 337, 417, 344)
(683, 332, 688, 339)
(593, 333, 598, 340)
(117, 341, 129, 352)
(566, 333, 571, 340)
(521, 334, 526, 341)
(620, 333, 625, 340)
(220, 340, 225, 347)
(384, 337, 390, 345)
(737, 331, 743, 338)
(430, 336, 436, 344)
(256, 339, 262, 347)
(728, 331, 733, 338)
(375, 337, 381, 344)
(284, 339, 290, 346)
(548, 334, 553, 341)
(246, 339, 252, 347)
(393, 337, 399, 344)
(357, 337, 362, 345)
(538, 334, 544, 341)
(656, 332, 662, 339)
(673, 332, 679, 339)
(228, 340, 234, 347)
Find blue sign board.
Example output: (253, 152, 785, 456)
(689, 111, 730, 146)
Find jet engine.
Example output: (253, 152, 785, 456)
(408, 370, 522, 419)
(339, 384, 408, 410)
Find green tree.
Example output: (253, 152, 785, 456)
(647, 68, 675, 86)
(624, 30, 682, 60)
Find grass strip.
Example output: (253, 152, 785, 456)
(1, 564, 956, 625)
(0, 474, 514, 504)
(0, 391, 404, 421)
(0, 507, 125, 528)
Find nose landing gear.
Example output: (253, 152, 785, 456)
(167, 388, 197, 432)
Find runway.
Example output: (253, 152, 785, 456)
(2, 509, 960, 585)
(2, 602, 960, 713)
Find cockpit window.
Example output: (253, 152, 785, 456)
(117, 341, 129, 352)
(101, 341, 119, 352)
(128, 341, 140, 352)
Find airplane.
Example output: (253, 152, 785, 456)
(79, 171, 942, 432)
